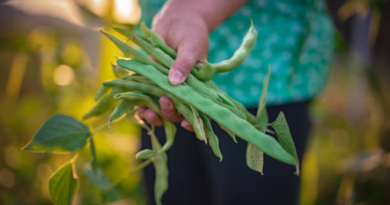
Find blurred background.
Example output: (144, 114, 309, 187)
(0, 0, 389, 204)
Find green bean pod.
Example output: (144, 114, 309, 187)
(151, 133, 168, 205)
(206, 81, 257, 124)
(131, 35, 173, 69)
(103, 79, 165, 98)
(104, 79, 247, 121)
(196, 60, 215, 82)
(112, 63, 129, 78)
(212, 21, 258, 73)
(199, 112, 223, 161)
(123, 59, 221, 101)
(114, 91, 176, 153)
(100, 29, 169, 75)
(101, 30, 220, 101)
(140, 22, 177, 58)
(136, 149, 155, 159)
(166, 95, 206, 143)
(130, 35, 206, 92)
(83, 87, 124, 120)
(124, 75, 156, 85)
(190, 105, 207, 143)
(113, 91, 160, 114)
(118, 59, 296, 165)
(212, 99, 247, 120)
(109, 99, 137, 124)
(94, 85, 111, 101)
(133, 25, 200, 78)
(113, 26, 148, 41)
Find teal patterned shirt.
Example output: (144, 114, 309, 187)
(139, 0, 335, 107)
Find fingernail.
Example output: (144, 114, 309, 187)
(169, 70, 184, 85)
(160, 98, 172, 109)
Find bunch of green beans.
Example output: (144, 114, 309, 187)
(84, 22, 299, 205)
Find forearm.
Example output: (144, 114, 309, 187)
(155, 0, 250, 32)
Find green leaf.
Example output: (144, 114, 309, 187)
(23, 114, 90, 153)
(84, 166, 111, 190)
(272, 112, 300, 175)
(84, 166, 121, 203)
(246, 143, 264, 174)
(151, 135, 168, 205)
(49, 163, 78, 205)
(246, 68, 270, 174)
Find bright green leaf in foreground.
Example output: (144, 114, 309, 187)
(49, 163, 78, 205)
(23, 114, 90, 153)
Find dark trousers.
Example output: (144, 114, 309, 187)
(141, 100, 311, 205)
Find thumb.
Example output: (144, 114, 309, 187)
(168, 36, 204, 85)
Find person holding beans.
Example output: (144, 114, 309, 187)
(136, 0, 335, 204)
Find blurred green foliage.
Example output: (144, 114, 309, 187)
(0, 24, 147, 204)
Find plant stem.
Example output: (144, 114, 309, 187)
(91, 122, 110, 135)
(105, 159, 153, 191)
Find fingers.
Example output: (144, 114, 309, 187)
(168, 35, 206, 85)
(138, 107, 163, 126)
(181, 119, 194, 132)
(138, 105, 194, 132)
(136, 96, 183, 126)
(159, 96, 183, 122)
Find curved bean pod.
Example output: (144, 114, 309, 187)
(212, 21, 257, 73)
(196, 60, 215, 82)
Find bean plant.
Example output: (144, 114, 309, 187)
(23, 21, 299, 205)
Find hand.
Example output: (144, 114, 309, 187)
(138, 10, 209, 132)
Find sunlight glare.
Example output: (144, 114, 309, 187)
(53, 64, 75, 86)
(87, 0, 108, 16)
(114, 0, 141, 24)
